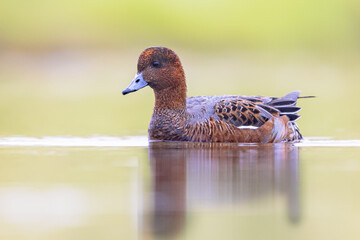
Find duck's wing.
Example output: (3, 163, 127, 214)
(186, 91, 302, 128)
(214, 98, 276, 127)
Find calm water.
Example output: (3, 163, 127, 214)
(0, 137, 359, 240)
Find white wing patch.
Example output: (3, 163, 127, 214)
(237, 126, 259, 129)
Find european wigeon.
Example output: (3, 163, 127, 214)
(123, 47, 306, 143)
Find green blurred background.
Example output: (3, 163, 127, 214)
(0, 0, 359, 138)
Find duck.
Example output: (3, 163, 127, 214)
(122, 47, 307, 143)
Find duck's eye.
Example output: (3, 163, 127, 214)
(152, 61, 160, 68)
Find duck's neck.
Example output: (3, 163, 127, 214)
(153, 85, 187, 110)
(149, 83, 188, 141)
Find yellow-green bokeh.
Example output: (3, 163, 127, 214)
(0, 0, 359, 138)
(1, 0, 359, 50)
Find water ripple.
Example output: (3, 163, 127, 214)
(0, 136, 148, 147)
(0, 136, 359, 147)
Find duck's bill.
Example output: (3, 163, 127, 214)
(122, 73, 148, 95)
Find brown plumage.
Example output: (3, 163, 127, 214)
(123, 47, 308, 143)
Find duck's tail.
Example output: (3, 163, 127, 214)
(287, 121, 303, 142)
(268, 91, 314, 141)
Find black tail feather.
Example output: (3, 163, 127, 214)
(276, 106, 301, 114)
(283, 114, 301, 121)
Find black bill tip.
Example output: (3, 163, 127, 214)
(122, 88, 136, 95)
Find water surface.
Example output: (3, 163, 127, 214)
(0, 136, 359, 240)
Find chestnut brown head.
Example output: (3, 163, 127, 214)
(122, 47, 186, 95)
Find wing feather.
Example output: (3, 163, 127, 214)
(186, 91, 303, 129)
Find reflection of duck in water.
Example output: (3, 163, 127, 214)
(123, 47, 311, 143)
(144, 142, 300, 238)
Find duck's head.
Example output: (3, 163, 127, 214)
(122, 47, 186, 95)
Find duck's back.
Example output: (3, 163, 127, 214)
(186, 91, 303, 141)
